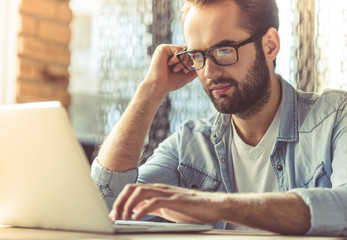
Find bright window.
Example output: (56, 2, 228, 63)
(0, 0, 19, 105)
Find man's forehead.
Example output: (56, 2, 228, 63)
(182, 1, 249, 50)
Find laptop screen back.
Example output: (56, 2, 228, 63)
(0, 102, 114, 233)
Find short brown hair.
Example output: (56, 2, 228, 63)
(181, 0, 279, 35)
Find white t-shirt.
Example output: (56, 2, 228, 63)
(231, 107, 281, 193)
(225, 107, 281, 230)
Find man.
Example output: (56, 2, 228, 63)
(91, 0, 347, 236)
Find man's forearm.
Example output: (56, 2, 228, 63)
(97, 44, 196, 171)
(220, 192, 311, 235)
(110, 184, 311, 235)
(98, 80, 167, 172)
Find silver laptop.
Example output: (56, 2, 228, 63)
(0, 101, 212, 234)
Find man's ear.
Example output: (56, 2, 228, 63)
(262, 27, 280, 63)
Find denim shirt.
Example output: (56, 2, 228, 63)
(91, 77, 347, 236)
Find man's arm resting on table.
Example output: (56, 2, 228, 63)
(109, 184, 310, 235)
(220, 192, 311, 235)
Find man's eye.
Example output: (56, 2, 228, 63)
(189, 53, 203, 61)
(216, 47, 234, 56)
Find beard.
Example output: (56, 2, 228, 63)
(204, 45, 271, 119)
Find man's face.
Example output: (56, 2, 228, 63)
(183, 1, 271, 117)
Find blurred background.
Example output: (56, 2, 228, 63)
(0, 0, 346, 163)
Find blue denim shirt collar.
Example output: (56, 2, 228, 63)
(210, 113, 231, 144)
(277, 76, 298, 142)
(210, 76, 299, 145)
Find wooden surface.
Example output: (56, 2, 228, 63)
(0, 227, 346, 240)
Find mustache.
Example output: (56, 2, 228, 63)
(208, 77, 239, 89)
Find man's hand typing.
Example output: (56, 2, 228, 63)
(109, 183, 311, 235)
(109, 183, 223, 223)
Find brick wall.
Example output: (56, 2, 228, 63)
(17, 0, 72, 107)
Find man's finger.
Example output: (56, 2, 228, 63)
(111, 184, 138, 220)
(119, 184, 172, 220)
(131, 197, 168, 221)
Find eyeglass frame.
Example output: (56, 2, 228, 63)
(176, 28, 269, 71)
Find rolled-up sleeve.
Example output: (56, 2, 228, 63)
(290, 186, 347, 236)
(91, 159, 138, 209)
(290, 102, 347, 236)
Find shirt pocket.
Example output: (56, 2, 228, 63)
(299, 162, 332, 188)
(178, 163, 221, 191)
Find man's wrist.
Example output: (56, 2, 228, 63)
(139, 77, 170, 103)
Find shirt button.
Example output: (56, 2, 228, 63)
(221, 158, 225, 163)
(277, 165, 283, 171)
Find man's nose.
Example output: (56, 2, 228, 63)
(203, 56, 223, 80)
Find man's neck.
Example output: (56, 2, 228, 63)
(232, 75, 282, 147)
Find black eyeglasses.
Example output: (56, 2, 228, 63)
(176, 28, 268, 71)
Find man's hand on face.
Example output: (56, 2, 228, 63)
(144, 44, 198, 96)
(97, 44, 197, 172)
(109, 183, 224, 224)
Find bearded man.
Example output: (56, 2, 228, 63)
(92, 0, 347, 236)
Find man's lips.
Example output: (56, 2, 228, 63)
(211, 84, 232, 95)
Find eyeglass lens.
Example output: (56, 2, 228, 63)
(179, 46, 238, 70)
